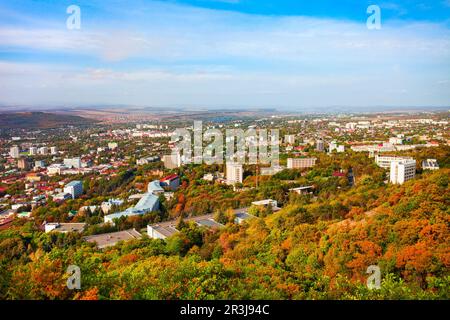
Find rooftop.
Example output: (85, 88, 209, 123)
(45, 222, 86, 233)
(83, 229, 142, 249)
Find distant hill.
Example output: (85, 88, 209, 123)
(0, 112, 98, 129)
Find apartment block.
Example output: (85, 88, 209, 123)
(287, 157, 317, 169)
(390, 160, 416, 184)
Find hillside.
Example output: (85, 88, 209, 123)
(0, 112, 98, 129)
(0, 167, 448, 300)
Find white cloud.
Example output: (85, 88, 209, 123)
(1, 5, 449, 63)
(0, 1, 449, 107)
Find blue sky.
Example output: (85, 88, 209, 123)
(0, 0, 449, 110)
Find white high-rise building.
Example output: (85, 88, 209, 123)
(375, 155, 413, 169)
(29, 147, 38, 156)
(390, 160, 416, 184)
(9, 146, 20, 158)
(226, 162, 243, 185)
(50, 146, 58, 155)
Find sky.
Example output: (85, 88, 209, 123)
(0, 0, 449, 111)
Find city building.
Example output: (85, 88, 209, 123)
(50, 146, 58, 155)
(147, 224, 179, 240)
(316, 140, 324, 152)
(260, 165, 285, 176)
(17, 158, 31, 170)
(163, 153, 181, 169)
(287, 157, 317, 169)
(284, 135, 295, 144)
(328, 141, 345, 153)
(375, 155, 413, 169)
(29, 147, 38, 156)
(47, 164, 67, 175)
(136, 156, 159, 165)
(9, 146, 20, 159)
(64, 180, 83, 199)
(422, 159, 439, 170)
(389, 137, 403, 145)
(64, 157, 82, 169)
(104, 182, 160, 224)
(108, 142, 118, 150)
(83, 229, 142, 249)
(38, 147, 49, 155)
(147, 213, 225, 240)
(289, 185, 314, 195)
(101, 198, 125, 214)
(160, 174, 180, 191)
(148, 180, 165, 194)
(202, 173, 215, 181)
(34, 160, 46, 169)
(44, 222, 86, 233)
(25, 172, 42, 182)
(390, 160, 416, 184)
(234, 212, 255, 224)
(251, 199, 280, 210)
(226, 162, 243, 184)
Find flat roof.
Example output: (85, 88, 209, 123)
(65, 181, 82, 187)
(252, 199, 276, 206)
(150, 225, 179, 238)
(235, 212, 254, 220)
(47, 223, 86, 233)
(196, 219, 223, 228)
(83, 229, 142, 249)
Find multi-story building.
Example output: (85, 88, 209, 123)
(287, 157, 317, 169)
(17, 158, 31, 170)
(375, 155, 413, 169)
(34, 160, 46, 169)
(64, 180, 83, 199)
(64, 157, 82, 169)
(422, 159, 439, 170)
(50, 146, 58, 155)
(29, 147, 38, 156)
(163, 153, 181, 169)
(390, 160, 416, 184)
(47, 164, 67, 175)
(260, 165, 285, 176)
(284, 135, 295, 145)
(38, 146, 49, 155)
(108, 142, 118, 150)
(316, 140, 324, 152)
(226, 162, 243, 184)
(9, 146, 20, 158)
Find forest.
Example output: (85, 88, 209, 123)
(0, 149, 448, 300)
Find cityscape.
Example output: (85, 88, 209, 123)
(0, 0, 449, 310)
